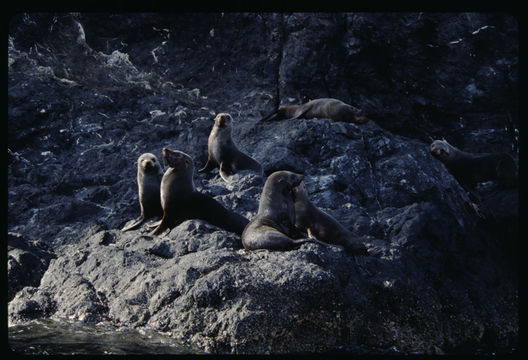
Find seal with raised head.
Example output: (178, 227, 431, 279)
(122, 153, 163, 232)
(150, 148, 249, 236)
(199, 113, 263, 181)
(292, 181, 368, 255)
(241, 171, 328, 251)
(260, 98, 369, 124)
(430, 139, 517, 188)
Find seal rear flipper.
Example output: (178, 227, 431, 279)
(346, 242, 369, 256)
(297, 238, 329, 248)
(121, 215, 145, 232)
(191, 193, 249, 235)
(259, 110, 279, 122)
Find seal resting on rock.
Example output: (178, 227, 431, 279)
(430, 139, 517, 188)
(150, 148, 249, 236)
(260, 98, 369, 124)
(122, 153, 163, 232)
(199, 113, 263, 182)
(292, 181, 368, 255)
(242, 171, 328, 251)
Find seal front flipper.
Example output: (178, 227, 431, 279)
(219, 161, 236, 182)
(149, 219, 168, 236)
(219, 167, 231, 182)
(147, 220, 162, 228)
(290, 104, 312, 120)
(198, 159, 216, 173)
(149, 215, 184, 236)
(121, 215, 145, 232)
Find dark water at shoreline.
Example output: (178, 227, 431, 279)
(8, 318, 201, 355)
(8, 318, 517, 356)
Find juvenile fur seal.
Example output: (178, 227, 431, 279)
(241, 171, 328, 251)
(199, 113, 263, 181)
(292, 181, 368, 255)
(260, 98, 369, 124)
(150, 148, 249, 236)
(122, 153, 163, 232)
(430, 139, 517, 188)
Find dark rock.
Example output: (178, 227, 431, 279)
(8, 232, 55, 301)
(8, 13, 518, 355)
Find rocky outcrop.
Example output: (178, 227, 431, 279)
(8, 13, 518, 354)
(8, 232, 55, 301)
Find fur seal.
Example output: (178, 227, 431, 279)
(241, 171, 328, 251)
(150, 148, 249, 236)
(199, 113, 263, 181)
(292, 181, 368, 255)
(260, 98, 369, 124)
(430, 139, 517, 188)
(122, 153, 163, 232)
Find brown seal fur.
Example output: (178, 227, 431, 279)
(430, 139, 517, 188)
(199, 113, 263, 181)
(293, 181, 368, 255)
(150, 148, 249, 236)
(241, 171, 328, 251)
(260, 98, 369, 124)
(122, 153, 163, 231)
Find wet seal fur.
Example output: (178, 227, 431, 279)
(430, 139, 517, 188)
(260, 98, 369, 124)
(122, 153, 163, 232)
(292, 181, 368, 255)
(199, 113, 263, 181)
(241, 171, 328, 251)
(150, 148, 249, 236)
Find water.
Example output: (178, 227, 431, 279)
(8, 319, 517, 355)
(8, 319, 201, 355)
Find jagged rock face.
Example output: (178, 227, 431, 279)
(8, 13, 518, 354)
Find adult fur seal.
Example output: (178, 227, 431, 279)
(260, 98, 369, 124)
(241, 171, 328, 251)
(150, 148, 249, 236)
(292, 181, 368, 255)
(199, 113, 263, 181)
(122, 153, 163, 232)
(430, 139, 517, 188)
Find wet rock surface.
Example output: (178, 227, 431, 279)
(8, 13, 518, 354)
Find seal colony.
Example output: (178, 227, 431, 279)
(120, 100, 517, 256)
